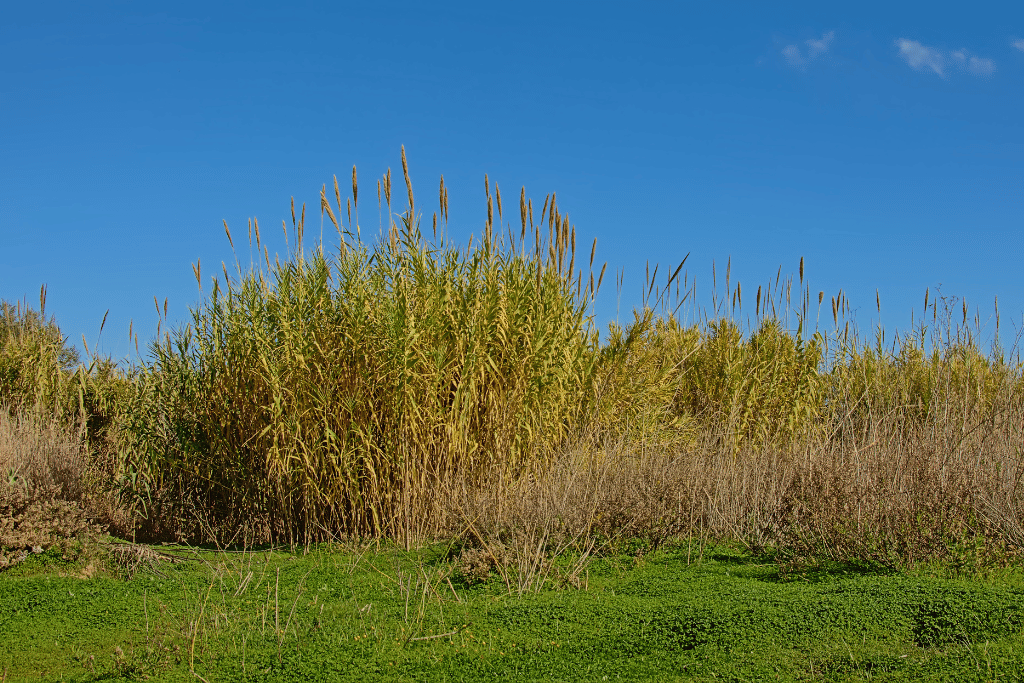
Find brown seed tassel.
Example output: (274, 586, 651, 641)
(520, 187, 527, 240)
(320, 186, 338, 229)
(439, 175, 446, 218)
(334, 175, 343, 217)
(567, 224, 576, 277)
(352, 165, 358, 208)
(401, 145, 414, 213)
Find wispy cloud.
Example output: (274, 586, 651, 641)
(806, 31, 834, 59)
(782, 31, 835, 67)
(970, 56, 996, 75)
(782, 44, 803, 66)
(951, 50, 996, 76)
(896, 39, 945, 76)
(1013, 39, 1024, 52)
(896, 39, 995, 77)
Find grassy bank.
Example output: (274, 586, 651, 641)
(4, 542, 1024, 681)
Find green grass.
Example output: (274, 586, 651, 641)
(4, 542, 1024, 681)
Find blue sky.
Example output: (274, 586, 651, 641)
(3, 1, 1022, 360)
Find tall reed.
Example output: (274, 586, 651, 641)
(123, 155, 614, 544)
(0, 292, 79, 418)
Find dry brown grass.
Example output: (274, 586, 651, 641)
(0, 408, 94, 566)
(445, 396, 1024, 572)
(0, 407, 131, 567)
(1, 408, 89, 501)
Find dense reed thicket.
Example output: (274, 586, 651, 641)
(3, 150, 1023, 568)
(119, 153, 617, 544)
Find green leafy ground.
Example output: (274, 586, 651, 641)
(3, 543, 1024, 682)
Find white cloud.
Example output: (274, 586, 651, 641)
(806, 31, 835, 59)
(951, 48, 996, 76)
(897, 39, 995, 78)
(782, 44, 804, 66)
(968, 55, 996, 75)
(896, 38, 945, 76)
(1013, 39, 1024, 52)
(782, 31, 834, 68)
